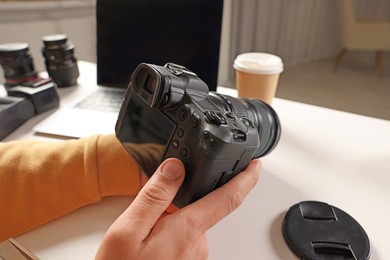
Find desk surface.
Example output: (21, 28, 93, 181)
(7, 61, 390, 259)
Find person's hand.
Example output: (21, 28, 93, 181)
(95, 158, 261, 260)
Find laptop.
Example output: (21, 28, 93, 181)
(34, 0, 224, 139)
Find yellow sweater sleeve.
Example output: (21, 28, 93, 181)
(0, 134, 141, 242)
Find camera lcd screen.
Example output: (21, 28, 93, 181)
(116, 92, 175, 176)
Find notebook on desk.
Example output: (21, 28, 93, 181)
(34, 0, 223, 139)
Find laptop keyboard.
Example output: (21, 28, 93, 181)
(74, 89, 125, 112)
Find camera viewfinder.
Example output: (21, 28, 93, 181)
(144, 73, 157, 95)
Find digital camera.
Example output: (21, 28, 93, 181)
(116, 63, 281, 208)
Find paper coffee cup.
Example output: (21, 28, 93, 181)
(234, 52, 283, 105)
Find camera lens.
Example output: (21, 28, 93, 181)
(0, 42, 38, 87)
(41, 34, 79, 87)
(240, 98, 281, 157)
(210, 93, 281, 158)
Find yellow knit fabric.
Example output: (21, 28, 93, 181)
(0, 134, 141, 241)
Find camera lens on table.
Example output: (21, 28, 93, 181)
(41, 34, 79, 87)
(0, 42, 60, 124)
(0, 42, 39, 88)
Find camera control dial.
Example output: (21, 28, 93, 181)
(165, 63, 197, 77)
(177, 108, 188, 121)
(205, 110, 227, 125)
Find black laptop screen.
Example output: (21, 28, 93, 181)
(96, 0, 223, 91)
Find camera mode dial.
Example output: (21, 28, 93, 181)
(205, 110, 227, 126)
(165, 63, 196, 77)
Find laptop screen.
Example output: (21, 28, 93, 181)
(96, 0, 223, 91)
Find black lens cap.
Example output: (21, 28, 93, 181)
(282, 201, 370, 260)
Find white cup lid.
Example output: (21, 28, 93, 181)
(233, 52, 284, 75)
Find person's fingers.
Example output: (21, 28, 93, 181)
(140, 172, 149, 187)
(165, 203, 180, 214)
(196, 234, 209, 259)
(180, 159, 261, 239)
(124, 158, 185, 239)
(184, 233, 209, 260)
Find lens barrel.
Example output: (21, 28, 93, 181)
(0, 42, 38, 87)
(210, 93, 281, 158)
(241, 98, 281, 157)
(41, 34, 79, 87)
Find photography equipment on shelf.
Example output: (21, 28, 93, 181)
(116, 63, 281, 208)
(0, 42, 60, 140)
(41, 34, 79, 87)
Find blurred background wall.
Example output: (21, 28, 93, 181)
(220, 0, 390, 86)
(0, 0, 389, 86)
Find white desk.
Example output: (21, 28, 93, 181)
(6, 61, 390, 259)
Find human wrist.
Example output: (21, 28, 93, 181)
(96, 134, 141, 197)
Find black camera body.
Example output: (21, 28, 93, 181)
(116, 63, 280, 208)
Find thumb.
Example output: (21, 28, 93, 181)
(125, 158, 185, 239)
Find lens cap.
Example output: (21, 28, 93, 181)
(42, 34, 68, 46)
(0, 42, 29, 54)
(282, 201, 370, 260)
